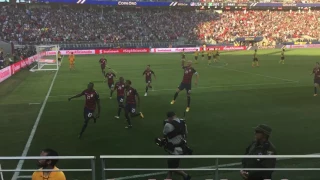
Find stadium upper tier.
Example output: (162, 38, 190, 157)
(0, 5, 319, 45)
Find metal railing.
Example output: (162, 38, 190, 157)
(100, 154, 320, 180)
(0, 156, 96, 180)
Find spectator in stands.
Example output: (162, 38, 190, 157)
(32, 148, 66, 180)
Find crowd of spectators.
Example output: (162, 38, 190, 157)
(1, 4, 320, 45)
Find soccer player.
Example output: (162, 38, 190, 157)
(99, 56, 107, 76)
(216, 49, 220, 61)
(143, 65, 156, 96)
(57, 51, 62, 66)
(213, 48, 218, 63)
(252, 49, 259, 67)
(181, 49, 186, 61)
(311, 62, 320, 96)
(201, 49, 205, 60)
(68, 52, 75, 70)
(194, 49, 199, 64)
(124, 80, 144, 128)
(279, 49, 285, 64)
(105, 69, 116, 99)
(114, 77, 126, 119)
(68, 82, 101, 138)
(207, 48, 212, 65)
(170, 60, 199, 112)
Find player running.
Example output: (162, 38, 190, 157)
(68, 82, 101, 139)
(311, 62, 320, 96)
(279, 49, 285, 64)
(124, 80, 144, 128)
(194, 49, 199, 64)
(68, 52, 75, 70)
(143, 65, 156, 96)
(99, 56, 107, 76)
(181, 49, 186, 61)
(57, 51, 62, 66)
(114, 77, 126, 119)
(105, 69, 116, 99)
(252, 49, 259, 67)
(207, 48, 212, 65)
(201, 49, 205, 60)
(170, 60, 199, 112)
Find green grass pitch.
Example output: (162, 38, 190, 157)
(1, 49, 320, 180)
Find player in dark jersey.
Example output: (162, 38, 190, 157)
(181, 49, 186, 61)
(252, 49, 259, 67)
(279, 49, 285, 64)
(125, 80, 144, 128)
(68, 82, 101, 139)
(170, 60, 199, 112)
(143, 65, 156, 96)
(105, 69, 116, 99)
(114, 77, 126, 119)
(99, 56, 107, 76)
(311, 62, 320, 96)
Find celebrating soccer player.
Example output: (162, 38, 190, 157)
(114, 77, 126, 119)
(311, 62, 320, 96)
(170, 60, 199, 112)
(68, 52, 75, 70)
(143, 65, 156, 96)
(99, 56, 107, 76)
(68, 82, 101, 138)
(279, 49, 285, 64)
(252, 49, 259, 67)
(124, 80, 144, 128)
(105, 69, 116, 99)
(181, 49, 186, 61)
(194, 49, 199, 64)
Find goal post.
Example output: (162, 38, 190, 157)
(30, 45, 59, 72)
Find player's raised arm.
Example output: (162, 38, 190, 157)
(68, 92, 84, 101)
(193, 69, 199, 85)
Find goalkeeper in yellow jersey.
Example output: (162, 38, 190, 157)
(252, 49, 259, 67)
(279, 49, 285, 64)
(194, 49, 199, 64)
(207, 48, 212, 65)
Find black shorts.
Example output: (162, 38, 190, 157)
(101, 65, 106, 70)
(83, 107, 94, 121)
(58, 58, 61, 62)
(194, 56, 198, 60)
(253, 58, 258, 61)
(117, 96, 124, 103)
(146, 79, 151, 84)
(125, 103, 136, 114)
(202, 54, 204, 57)
(108, 83, 114, 89)
(208, 56, 211, 60)
(314, 79, 320, 85)
(281, 57, 284, 60)
(178, 83, 191, 93)
(168, 158, 180, 168)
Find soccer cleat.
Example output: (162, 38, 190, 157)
(109, 97, 112, 99)
(140, 112, 144, 119)
(314, 94, 318, 97)
(125, 125, 133, 129)
(170, 100, 175, 105)
(186, 107, 190, 112)
(144, 93, 147, 96)
(114, 116, 120, 119)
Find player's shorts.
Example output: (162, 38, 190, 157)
(167, 158, 180, 168)
(208, 56, 211, 60)
(108, 83, 114, 89)
(253, 58, 258, 61)
(194, 56, 198, 60)
(117, 96, 124, 103)
(58, 58, 61, 62)
(178, 83, 191, 93)
(146, 79, 152, 84)
(202, 54, 204, 57)
(101, 65, 106, 70)
(213, 55, 217, 59)
(281, 57, 284, 60)
(125, 103, 136, 113)
(314, 79, 320, 85)
(83, 107, 95, 121)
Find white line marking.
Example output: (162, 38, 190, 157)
(28, 103, 41, 105)
(110, 153, 320, 180)
(11, 57, 62, 180)
(212, 66, 298, 83)
(49, 81, 298, 98)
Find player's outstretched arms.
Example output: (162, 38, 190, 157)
(68, 93, 83, 101)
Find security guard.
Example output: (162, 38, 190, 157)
(241, 124, 276, 180)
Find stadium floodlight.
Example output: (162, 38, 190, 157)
(30, 45, 59, 72)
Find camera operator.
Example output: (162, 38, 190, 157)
(157, 111, 192, 180)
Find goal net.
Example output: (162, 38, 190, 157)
(30, 45, 59, 72)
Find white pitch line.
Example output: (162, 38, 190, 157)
(109, 153, 320, 180)
(212, 66, 298, 83)
(49, 81, 298, 98)
(11, 57, 62, 180)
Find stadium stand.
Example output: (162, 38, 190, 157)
(0, 4, 319, 45)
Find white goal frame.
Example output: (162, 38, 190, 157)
(30, 45, 59, 71)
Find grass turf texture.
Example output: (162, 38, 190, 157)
(1, 49, 320, 180)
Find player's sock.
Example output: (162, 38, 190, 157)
(149, 85, 152, 89)
(79, 122, 88, 137)
(187, 96, 191, 107)
(252, 62, 255, 67)
(131, 113, 140, 118)
(110, 91, 113, 98)
(256, 62, 259, 66)
(117, 107, 122, 116)
(173, 92, 179, 100)
(125, 113, 132, 125)
(314, 87, 317, 94)
(145, 86, 149, 93)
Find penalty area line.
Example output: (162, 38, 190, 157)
(49, 81, 298, 98)
(11, 57, 63, 180)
